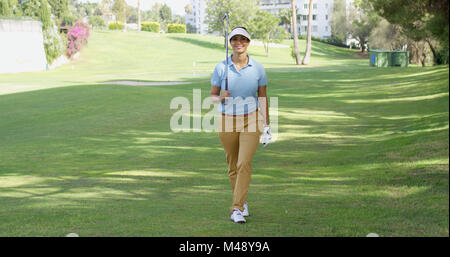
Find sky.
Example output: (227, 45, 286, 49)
(79, 0, 190, 16)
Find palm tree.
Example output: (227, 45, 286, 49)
(137, 0, 141, 32)
(302, 0, 313, 65)
(278, 8, 291, 34)
(291, 0, 301, 65)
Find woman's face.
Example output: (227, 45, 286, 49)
(230, 35, 250, 55)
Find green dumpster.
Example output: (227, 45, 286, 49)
(369, 50, 390, 67)
(369, 50, 409, 67)
(391, 51, 409, 67)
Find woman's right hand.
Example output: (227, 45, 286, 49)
(220, 90, 231, 102)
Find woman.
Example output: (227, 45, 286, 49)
(210, 27, 271, 223)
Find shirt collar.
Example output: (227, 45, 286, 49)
(228, 54, 253, 67)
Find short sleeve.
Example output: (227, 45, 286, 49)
(258, 64, 268, 87)
(211, 63, 223, 87)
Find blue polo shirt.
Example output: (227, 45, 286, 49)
(211, 55, 268, 115)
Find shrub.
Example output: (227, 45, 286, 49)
(44, 24, 66, 64)
(167, 24, 186, 33)
(141, 21, 160, 33)
(0, 0, 12, 16)
(66, 21, 90, 57)
(40, 0, 65, 64)
(108, 21, 123, 30)
(298, 34, 349, 48)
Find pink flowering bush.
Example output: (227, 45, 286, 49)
(66, 21, 90, 57)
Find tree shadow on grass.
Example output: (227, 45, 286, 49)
(0, 65, 448, 236)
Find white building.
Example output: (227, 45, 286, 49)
(185, 0, 209, 34)
(260, 0, 334, 39)
(185, 0, 353, 40)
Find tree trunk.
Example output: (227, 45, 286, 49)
(291, 0, 301, 65)
(425, 38, 437, 65)
(264, 41, 269, 56)
(138, 0, 141, 32)
(122, 5, 127, 32)
(421, 52, 427, 67)
(302, 0, 313, 65)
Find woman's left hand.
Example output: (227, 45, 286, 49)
(260, 125, 272, 147)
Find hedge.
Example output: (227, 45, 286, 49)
(108, 21, 123, 30)
(298, 34, 348, 48)
(168, 24, 186, 33)
(141, 21, 160, 33)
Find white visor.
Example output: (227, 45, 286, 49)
(228, 27, 251, 42)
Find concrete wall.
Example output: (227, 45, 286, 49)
(0, 19, 47, 74)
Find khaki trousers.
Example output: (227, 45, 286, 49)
(218, 110, 264, 212)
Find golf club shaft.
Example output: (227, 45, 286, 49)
(224, 13, 229, 91)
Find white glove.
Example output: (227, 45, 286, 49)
(260, 125, 272, 147)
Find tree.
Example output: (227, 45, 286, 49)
(348, 0, 380, 52)
(172, 14, 184, 24)
(368, 0, 449, 64)
(291, 0, 300, 64)
(88, 15, 106, 29)
(159, 3, 171, 31)
(205, 0, 258, 36)
(20, 0, 41, 17)
(186, 23, 196, 33)
(369, 18, 406, 51)
(112, 0, 126, 24)
(301, 0, 313, 65)
(330, 0, 348, 45)
(0, 0, 12, 16)
(248, 10, 287, 56)
(125, 4, 136, 23)
(137, 0, 140, 31)
(148, 3, 162, 22)
(184, 4, 192, 15)
(159, 4, 171, 23)
(48, 0, 69, 20)
(99, 0, 112, 16)
(0, 0, 23, 16)
(278, 7, 292, 34)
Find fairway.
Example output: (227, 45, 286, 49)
(0, 31, 448, 236)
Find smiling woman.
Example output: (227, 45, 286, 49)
(209, 26, 272, 224)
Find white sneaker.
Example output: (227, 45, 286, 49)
(230, 208, 246, 223)
(242, 202, 249, 217)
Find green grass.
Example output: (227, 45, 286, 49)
(0, 30, 448, 236)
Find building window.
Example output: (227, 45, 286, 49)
(302, 26, 308, 32)
(312, 14, 317, 21)
(304, 4, 308, 9)
(313, 3, 317, 9)
(302, 15, 307, 21)
(325, 15, 328, 20)
(325, 3, 328, 9)
(312, 25, 318, 32)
